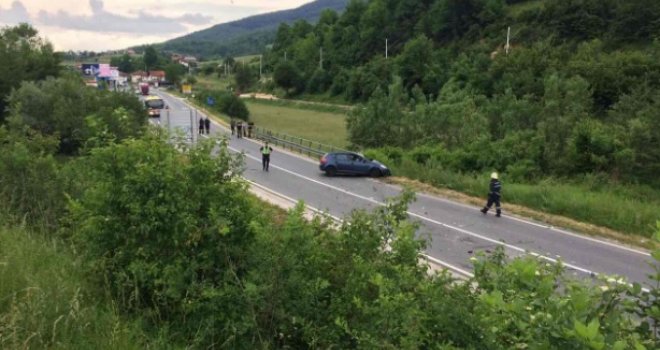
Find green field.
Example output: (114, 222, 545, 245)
(245, 101, 349, 148)
(197, 75, 231, 91)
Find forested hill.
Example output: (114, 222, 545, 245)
(266, 0, 660, 187)
(160, 0, 349, 58)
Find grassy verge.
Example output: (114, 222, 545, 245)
(366, 154, 660, 247)
(179, 91, 657, 246)
(0, 227, 173, 349)
(196, 75, 232, 91)
(244, 96, 352, 114)
(244, 101, 349, 148)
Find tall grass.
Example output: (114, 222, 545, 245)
(0, 227, 174, 349)
(370, 154, 660, 238)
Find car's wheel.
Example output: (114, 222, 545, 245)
(325, 167, 337, 177)
(369, 168, 382, 178)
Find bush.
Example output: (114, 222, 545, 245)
(0, 227, 159, 349)
(0, 126, 64, 232)
(68, 134, 257, 344)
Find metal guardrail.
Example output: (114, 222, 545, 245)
(253, 126, 349, 158)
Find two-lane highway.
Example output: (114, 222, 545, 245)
(154, 89, 655, 286)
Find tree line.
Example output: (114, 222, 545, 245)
(264, 0, 660, 187)
(2, 24, 660, 349)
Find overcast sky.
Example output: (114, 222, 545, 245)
(0, 0, 312, 51)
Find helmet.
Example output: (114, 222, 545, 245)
(491, 172, 499, 180)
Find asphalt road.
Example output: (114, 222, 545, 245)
(153, 89, 655, 286)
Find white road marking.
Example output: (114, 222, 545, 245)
(230, 145, 650, 289)
(164, 92, 651, 258)
(246, 178, 474, 279)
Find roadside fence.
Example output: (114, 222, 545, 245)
(253, 126, 349, 158)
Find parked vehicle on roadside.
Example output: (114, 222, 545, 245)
(319, 152, 391, 177)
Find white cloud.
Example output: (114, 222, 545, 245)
(37, 0, 212, 34)
(1, 0, 315, 51)
(0, 1, 31, 25)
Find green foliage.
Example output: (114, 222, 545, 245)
(273, 61, 304, 95)
(0, 24, 61, 122)
(234, 63, 256, 92)
(143, 45, 158, 72)
(68, 134, 257, 342)
(0, 126, 63, 232)
(265, 0, 660, 187)
(195, 89, 250, 120)
(110, 53, 135, 73)
(0, 227, 165, 349)
(7, 75, 147, 154)
(364, 145, 660, 237)
(164, 63, 186, 86)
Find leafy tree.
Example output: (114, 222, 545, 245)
(8, 75, 146, 154)
(117, 53, 134, 73)
(143, 45, 158, 72)
(234, 64, 255, 92)
(273, 61, 303, 95)
(69, 135, 256, 342)
(164, 63, 185, 86)
(0, 24, 61, 122)
(221, 94, 250, 120)
(199, 63, 216, 76)
(396, 35, 435, 91)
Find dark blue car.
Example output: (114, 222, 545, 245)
(319, 152, 391, 177)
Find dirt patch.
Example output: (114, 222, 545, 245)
(385, 176, 657, 251)
(239, 93, 279, 100)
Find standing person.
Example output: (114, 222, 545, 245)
(260, 142, 273, 171)
(230, 119, 236, 136)
(481, 172, 502, 217)
(198, 117, 204, 135)
(236, 121, 243, 139)
(248, 121, 254, 138)
(242, 121, 248, 138)
(204, 117, 211, 135)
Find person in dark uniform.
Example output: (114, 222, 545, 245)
(198, 117, 204, 135)
(204, 117, 211, 135)
(481, 172, 502, 217)
(260, 142, 273, 171)
(248, 121, 254, 138)
(236, 121, 243, 138)
(230, 119, 236, 136)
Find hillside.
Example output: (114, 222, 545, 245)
(160, 0, 348, 58)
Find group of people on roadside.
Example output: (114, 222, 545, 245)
(230, 119, 254, 139)
(198, 117, 211, 135)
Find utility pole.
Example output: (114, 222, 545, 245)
(189, 109, 194, 143)
(386, 38, 388, 59)
(320, 47, 323, 69)
(259, 55, 263, 80)
(505, 26, 511, 55)
(166, 107, 171, 132)
(284, 51, 287, 61)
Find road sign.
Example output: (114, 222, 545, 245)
(206, 96, 215, 106)
(182, 84, 192, 94)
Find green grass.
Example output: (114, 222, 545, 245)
(197, 75, 232, 91)
(0, 227, 175, 349)
(508, 0, 546, 16)
(246, 96, 351, 114)
(366, 153, 660, 240)
(245, 101, 349, 148)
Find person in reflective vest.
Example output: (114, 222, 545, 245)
(481, 172, 502, 217)
(260, 142, 273, 171)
